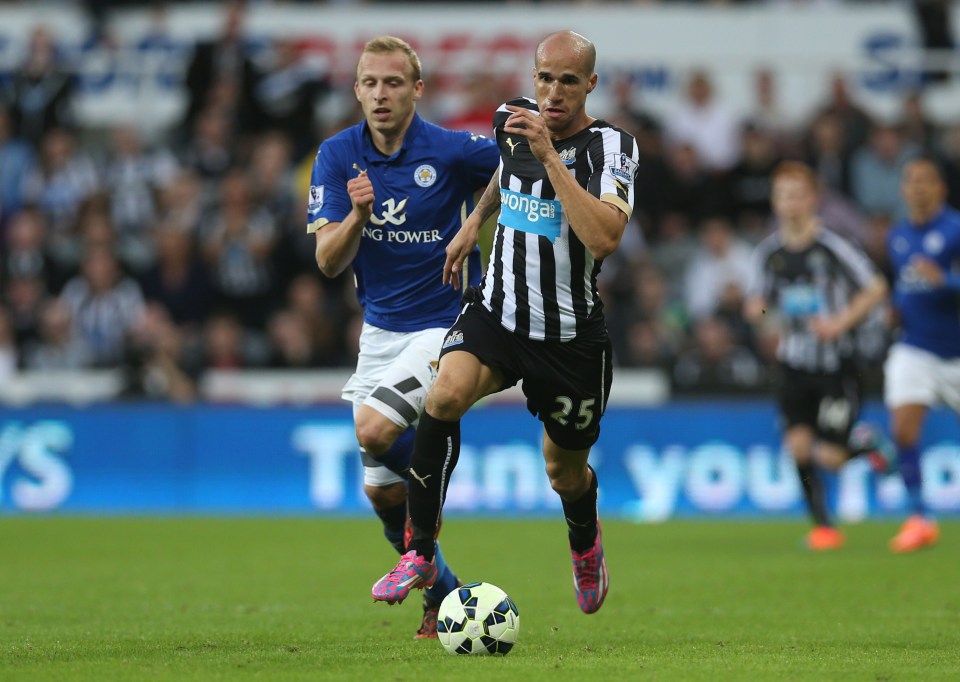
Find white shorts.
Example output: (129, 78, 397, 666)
(883, 342, 960, 412)
(343, 323, 445, 486)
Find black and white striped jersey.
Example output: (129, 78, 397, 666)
(748, 226, 881, 372)
(479, 97, 639, 341)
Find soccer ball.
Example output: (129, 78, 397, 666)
(436, 582, 520, 655)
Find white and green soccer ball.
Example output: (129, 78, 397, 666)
(436, 582, 520, 655)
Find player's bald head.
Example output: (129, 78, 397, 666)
(535, 31, 596, 77)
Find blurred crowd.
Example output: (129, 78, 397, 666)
(0, 0, 956, 400)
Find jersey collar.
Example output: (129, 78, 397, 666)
(360, 113, 425, 164)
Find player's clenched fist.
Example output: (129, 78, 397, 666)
(348, 171, 375, 221)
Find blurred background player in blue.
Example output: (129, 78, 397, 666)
(306, 36, 499, 637)
(745, 161, 895, 551)
(885, 157, 960, 553)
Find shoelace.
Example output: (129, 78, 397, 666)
(574, 550, 600, 590)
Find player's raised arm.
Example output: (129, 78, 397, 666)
(504, 105, 627, 261)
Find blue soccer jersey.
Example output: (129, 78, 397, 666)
(307, 114, 499, 332)
(887, 207, 960, 358)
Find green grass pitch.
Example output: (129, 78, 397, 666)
(1, 518, 958, 681)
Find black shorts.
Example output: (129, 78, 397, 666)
(776, 364, 862, 445)
(439, 295, 613, 451)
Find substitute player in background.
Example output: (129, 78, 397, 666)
(371, 30, 639, 614)
(885, 157, 960, 553)
(745, 161, 895, 551)
(308, 36, 499, 636)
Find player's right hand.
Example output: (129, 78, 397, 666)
(347, 171, 375, 222)
(444, 221, 480, 289)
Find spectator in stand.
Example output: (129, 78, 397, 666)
(1, 207, 64, 295)
(140, 225, 213, 333)
(610, 262, 687, 368)
(748, 67, 795, 154)
(660, 142, 727, 225)
(673, 317, 762, 392)
(683, 216, 754, 321)
(3, 274, 47, 350)
(182, 106, 235, 184)
(21, 298, 91, 370)
(248, 133, 308, 289)
(157, 169, 206, 236)
(265, 308, 322, 369)
(133, 1, 185, 91)
(650, 211, 699, 303)
(901, 91, 938, 152)
(200, 167, 279, 328)
(59, 245, 145, 367)
(284, 272, 347, 367)
(181, 0, 259, 141)
(199, 311, 253, 370)
(667, 69, 741, 172)
(252, 38, 330, 159)
(120, 302, 197, 403)
(3, 26, 75, 147)
(22, 127, 99, 274)
(818, 74, 873, 156)
(249, 131, 295, 225)
(101, 124, 179, 273)
(806, 111, 853, 198)
(850, 122, 919, 222)
(727, 122, 780, 235)
(0, 105, 35, 229)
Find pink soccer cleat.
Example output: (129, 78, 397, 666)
(571, 523, 609, 614)
(371, 550, 437, 605)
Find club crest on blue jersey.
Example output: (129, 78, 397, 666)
(414, 164, 438, 188)
(499, 188, 562, 241)
(923, 230, 945, 255)
(608, 152, 637, 185)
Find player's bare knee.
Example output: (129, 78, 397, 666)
(364, 482, 407, 510)
(355, 419, 398, 457)
(545, 463, 588, 500)
(424, 380, 471, 421)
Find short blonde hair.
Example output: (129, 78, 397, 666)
(359, 35, 422, 82)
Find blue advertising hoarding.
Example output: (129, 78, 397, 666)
(0, 402, 957, 519)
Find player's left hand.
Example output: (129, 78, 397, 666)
(809, 315, 846, 341)
(504, 105, 555, 162)
(910, 255, 945, 287)
(444, 219, 481, 290)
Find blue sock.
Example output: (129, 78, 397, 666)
(424, 541, 459, 604)
(373, 501, 407, 554)
(375, 426, 416, 478)
(899, 444, 927, 516)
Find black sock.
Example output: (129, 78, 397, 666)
(562, 465, 599, 553)
(374, 501, 407, 554)
(796, 462, 831, 527)
(407, 412, 460, 561)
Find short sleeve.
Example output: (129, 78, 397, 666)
(306, 143, 352, 234)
